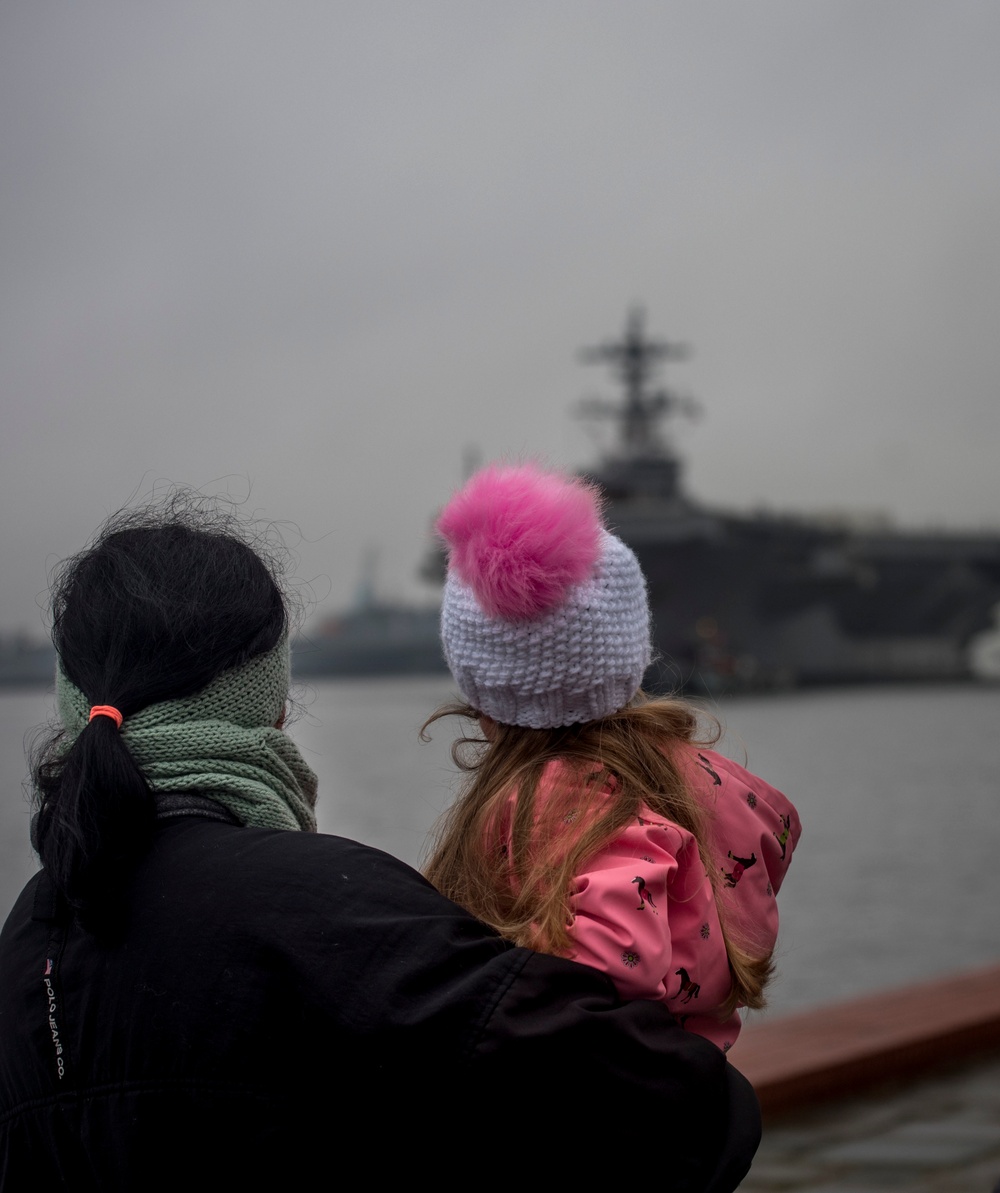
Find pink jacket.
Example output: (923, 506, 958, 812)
(560, 747, 800, 1051)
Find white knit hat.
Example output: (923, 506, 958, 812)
(437, 463, 651, 729)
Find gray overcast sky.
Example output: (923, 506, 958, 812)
(2, 1, 999, 636)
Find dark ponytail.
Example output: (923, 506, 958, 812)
(33, 498, 288, 928)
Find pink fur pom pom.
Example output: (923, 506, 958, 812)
(436, 463, 604, 620)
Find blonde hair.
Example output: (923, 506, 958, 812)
(422, 694, 773, 1015)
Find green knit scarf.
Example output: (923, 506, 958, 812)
(56, 636, 318, 833)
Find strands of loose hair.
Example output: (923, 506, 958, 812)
(422, 695, 774, 1015)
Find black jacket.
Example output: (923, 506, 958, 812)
(0, 813, 760, 1190)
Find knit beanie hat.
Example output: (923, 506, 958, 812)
(437, 463, 651, 729)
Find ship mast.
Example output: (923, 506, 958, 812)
(579, 308, 696, 462)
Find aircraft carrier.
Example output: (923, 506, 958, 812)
(576, 311, 1000, 690)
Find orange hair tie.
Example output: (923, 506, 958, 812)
(88, 705, 124, 729)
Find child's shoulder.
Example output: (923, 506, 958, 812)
(675, 744, 801, 893)
(682, 744, 797, 820)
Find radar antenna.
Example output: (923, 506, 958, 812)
(579, 308, 697, 460)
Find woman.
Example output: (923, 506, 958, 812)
(0, 499, 760, 1191)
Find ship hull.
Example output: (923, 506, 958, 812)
(607, 498, 1000, 693)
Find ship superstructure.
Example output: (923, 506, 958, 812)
(579, 312, 1000, 689)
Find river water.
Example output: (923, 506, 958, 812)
(3, 678, 998, 1018)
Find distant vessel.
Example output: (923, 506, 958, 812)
(291, 601, 445, 680)
(291, 553, 446, 680)
(577, 311, 1000, 690)
(0, 635, 55, 689)
(0, 616, 445, 689)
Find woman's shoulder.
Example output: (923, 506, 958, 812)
(146, 817, 451, 926)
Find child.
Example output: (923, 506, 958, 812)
(424, 462, 800, 1051)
